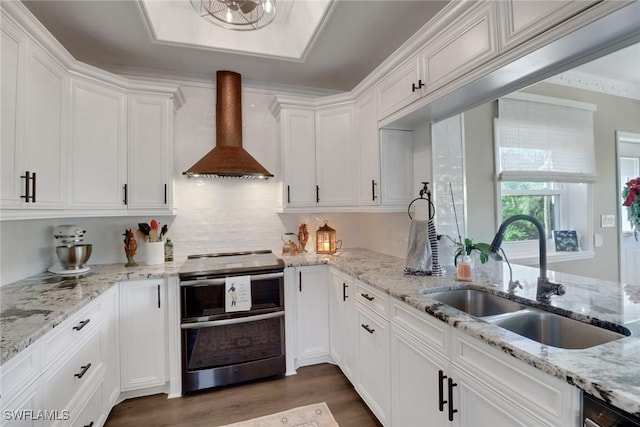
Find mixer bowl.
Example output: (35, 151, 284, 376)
(56, 244, 92, 270)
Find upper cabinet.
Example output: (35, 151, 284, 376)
(127, 94, 173, 210)
(0, 2, 182, 219)
(68, 77, 127, 210)
(377, 2, 498, 121)
(1, 19, 67, 210)
(497, 0, 599, 52)
(355, 93, 381, 206)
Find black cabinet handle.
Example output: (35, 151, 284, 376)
(72, 319, 90, 331)
(447, 377, 458, 421)
(371, 180, 378, 201)
(164, 184, 167, 204)
(123, 184, 128, 205)
(74, 363, 92, 379)
(31, 172, 36, 203)
(361, 324, 375, 334)
(316, 185, 320, 203)
(343, 282, 348, 301)
(84, 422, 94, 427)
(361, 293, 374, 301)
(299, 271, 302, 292)
(287, 185, 291, 204)
(157, 284, 161, 308)
(438, 370, 447, 412)
(411, 79, 425, 92)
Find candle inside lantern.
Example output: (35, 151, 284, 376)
(316, 220, 337, 255)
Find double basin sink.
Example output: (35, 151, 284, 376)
(424, 289, 631, 349)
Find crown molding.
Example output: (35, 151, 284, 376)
(546, 70, 640, 100)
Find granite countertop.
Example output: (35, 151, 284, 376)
(2, 248, 640, 418)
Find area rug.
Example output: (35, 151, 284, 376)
(219, 402, 339, 427)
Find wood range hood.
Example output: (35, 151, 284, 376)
(183, 71, 273, 179)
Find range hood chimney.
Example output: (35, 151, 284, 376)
(183, 71, 273, 179)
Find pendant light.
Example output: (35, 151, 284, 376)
(191, 0, 276, 31)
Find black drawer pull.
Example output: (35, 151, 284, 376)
(360, 293, 374, 301)
(74, 363, 92, 379)
(438, 370, 447, 412)
(31, 172, 36, 202)
(164, 183, 167, 204)
(287, 185, 291, 204)
(72, 319, 90, 331)
(448, 377, 458, 421)
(123, 183, 128, 205)
(84, 422, 94, 427)
(361, 324, 375, 334)
(157, 284, 161, 308)
(316, 185, 320, 203)
(343, 282, 348, 301)
(371, 180, 378, 201)
(299, 271, 302, 292)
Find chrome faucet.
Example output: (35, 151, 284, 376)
(488, 214, 566, 303)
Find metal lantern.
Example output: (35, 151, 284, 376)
(316, 220, 337, 254)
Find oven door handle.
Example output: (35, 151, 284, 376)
(180, 272, 284, 287)
(181, 311, 284, 329)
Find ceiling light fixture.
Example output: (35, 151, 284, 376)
(191, 0, 276, 31)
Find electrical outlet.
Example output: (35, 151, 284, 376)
(601, 214, 616, 228)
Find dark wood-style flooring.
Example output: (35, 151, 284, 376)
(105, 364, 381, 427)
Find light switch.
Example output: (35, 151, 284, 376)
(601, 215, 616, 228)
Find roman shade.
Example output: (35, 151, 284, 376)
(495, 92, 597, 183)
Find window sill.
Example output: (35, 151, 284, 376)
(508, 250, 595, 266)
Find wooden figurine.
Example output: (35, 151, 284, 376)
(124, 228, 138, 267)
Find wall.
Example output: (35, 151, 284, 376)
(464, 81, 640, 281)
(1, 83, 417, 285)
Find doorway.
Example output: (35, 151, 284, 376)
(617, 131, 640, 285)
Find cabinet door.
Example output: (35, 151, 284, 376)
(119, 279, 166, 391)
(0, 20, 25, 209)
(329, 269, 355, 382)
(281, 107, 317, 207)
(101, 287, 120, 409)
(68, 78, 127, 209)
(295, 266, 330, 366)
(376, 58, 421, 120)
(418, 2, 498, 96)
(0, 380, 42, 427)
(355, 93, 381, 206)
(355, 305, 390, 426)
(128, 94, 172, 210)
(451, 366, 548, 427)
(315, 104, 357, 206)
(391, 326, 449, 427)
(497, 0, 598, 52)
(380, 129, 413, 207)
(22, 43, 67, 208)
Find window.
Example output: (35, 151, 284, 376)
(495, 93, 596, 262)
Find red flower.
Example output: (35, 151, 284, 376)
(623, 178, 640, 207)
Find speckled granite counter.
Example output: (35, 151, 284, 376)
(0, 262, 180, 365)
(3, 248, 640, 418)
(283, 249, 640, 418)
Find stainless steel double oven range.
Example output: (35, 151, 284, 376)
(179, 250, 286, 394)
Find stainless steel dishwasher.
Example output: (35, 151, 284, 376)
(583, 393, 640, 427)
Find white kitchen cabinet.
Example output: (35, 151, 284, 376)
(127, 93, 173, 210)
(0, 17, 67, 211)
(328, 268, 355, 381)
(0, 380, 42, 427)
(315, 103, 357, 206)
(377, 2, 498, 121)
(355, 301, 391, 426)
(278, 106, 317, 208)
(119, 279, 167, 391)
(101, 286, 120, 410)
(390, 299, 580, 427)
(497, 0, 598, 53)
(68, 77, 127, 210)
(355, 92, 381, 206)
(294, 265, 330, 367)
(379, 129, 413, 207)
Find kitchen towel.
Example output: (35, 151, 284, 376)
(226, 275, 252, 312)
(404, 219, 443, 276)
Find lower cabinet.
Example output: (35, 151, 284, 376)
(119, 279, 167, 391)
(328, 268, 355, 381)
(294, 265, 330, 367)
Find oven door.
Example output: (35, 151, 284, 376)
(181, 310, 286, 392)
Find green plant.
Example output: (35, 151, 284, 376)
(450, 237, 492, 265)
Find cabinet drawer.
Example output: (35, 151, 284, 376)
(69, 380, 104, 427)
(354, 280, 389, 319)
(0, 342, 41, 408)
(42, 297, 102, 368)
(451, 331, 578, 426)
(390, 301, 449, 357)
(42, 328, 103, 414)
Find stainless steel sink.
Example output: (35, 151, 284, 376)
(424, 288, 631, 349)
(425, 289, 527, 317)
(486, 309, 629, 349)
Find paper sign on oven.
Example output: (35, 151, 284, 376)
(225, 275, 251, 312)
